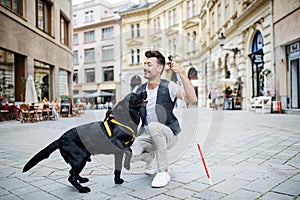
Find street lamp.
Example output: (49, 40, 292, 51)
(218, 32, 241, 55)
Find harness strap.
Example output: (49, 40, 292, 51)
(104, 119, 135, 145)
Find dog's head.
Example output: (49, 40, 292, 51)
(128, 90, 147, 110)
(111, 91, 147, 125)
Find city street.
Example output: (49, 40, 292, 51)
(0, 108, 299, 200)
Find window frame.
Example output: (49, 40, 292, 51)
(84, 30, 95, 43)
(84, 48, 95, 63)
(60, 13, 70, 46)
(1, 0, 23, 16)
(36, 0, 52, 35)
(84, 68, 95, 83)
(103, 66, 114, 82)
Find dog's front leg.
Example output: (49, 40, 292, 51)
(123, 148, 132, 171)
(111, 138, 132, 170)
(114, 152, 124, 184)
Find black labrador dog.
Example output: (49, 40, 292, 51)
(23, 91, 147, 193)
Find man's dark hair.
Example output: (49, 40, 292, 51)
(145, 50, 165, 73)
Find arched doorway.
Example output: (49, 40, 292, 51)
(130, 75, 141, 91)
(249, 30, 264, 97)
(188, 67, 198, 102)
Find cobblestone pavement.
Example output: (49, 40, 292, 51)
(0, 108, 299, 200)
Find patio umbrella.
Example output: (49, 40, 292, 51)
(73, 92, 89, 98)
(86, 91, 114, 98)
(25, 75, 38, 104)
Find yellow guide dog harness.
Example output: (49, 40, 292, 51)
(104, 118, 135, 145)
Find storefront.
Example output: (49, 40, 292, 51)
(288, 41, 300, 109)
(0, 49, 25, 103)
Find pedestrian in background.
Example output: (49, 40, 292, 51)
(211, 87, 218, 110)
(0, 93, 20, 120)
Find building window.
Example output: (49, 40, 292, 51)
(34, 60, 51, 101)
(168, 11, 172, 26)
(173, 9, 176, 25)
(84, 30, 95, 43)
(59, 70, 69, 96)
(225, 0, 229, 21)
(187, 1, 192, 18)
(60, 14, 70, 46)
(73, 33, 78, 45)
(217, 3, 221, 28)
(73, 50, 78, 65)
(102, 27, 113, 40)
(102, 45, 114, 61)
(173, 38, 177, 54)
(136, 24, 140, 37)
(187, 33, 192, 52)
(36, 0, 52, 34)
(137, 49, 140, 63)
(0, 49, 15, 102)
(85, 10, 93, 22)
(73, 69, 78, 84)
(193, 31, 197, 51)
(235, 0, 239, 13)
(131, 49, 134, 64)
(193, 0, 197, 16)
(1, 0, 23, 16)
(211, 11, 215, 35)
(157, 17, 160, 31)
(84, 48, 95, 63)
(73, 14, 77, 26)
(103, 66, 114, 82)
(85, 68, 95, 83)
(131, 24, 135, 38)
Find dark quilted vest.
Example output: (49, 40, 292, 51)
(137, 79, 181, 135)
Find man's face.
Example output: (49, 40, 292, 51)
(143, 57, 163, 80)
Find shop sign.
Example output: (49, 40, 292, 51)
(250, 49, 264, 64)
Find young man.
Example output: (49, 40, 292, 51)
(131, 50, 197, 188)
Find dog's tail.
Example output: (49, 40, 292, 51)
(23, 140, 60, 173)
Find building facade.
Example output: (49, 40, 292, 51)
(119, 0, 299, 112)
(0, 0, 73, 103)
(273, 0, 300, 111)
(72, 0, 135, 105)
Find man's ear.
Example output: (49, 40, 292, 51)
(158, 64, 163, 74)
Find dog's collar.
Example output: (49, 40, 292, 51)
(104, 119, 135, 145)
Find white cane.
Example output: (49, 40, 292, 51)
(168, 55, 212, 185)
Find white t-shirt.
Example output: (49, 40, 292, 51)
(133, 81, 179, 125)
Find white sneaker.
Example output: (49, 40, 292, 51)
(151, 171, 170, 188)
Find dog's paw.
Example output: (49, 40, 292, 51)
(79, 186, 91, 193)
(114, 178, 124, 184)
(78, 177, 89, 183)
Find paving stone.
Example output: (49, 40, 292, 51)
(0, 193, 22, 200)
(272, 179, 300, 196)
(165, 187, 196, 199)
(194, 189, 226, 200)
(21, 190, 61, 200)
(0, 178, 28, 190)
(209, 177, 250, 194)
(221, 189, 261, 200)
(260, 191, 294, 200)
